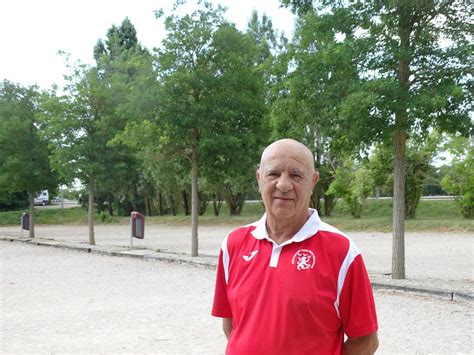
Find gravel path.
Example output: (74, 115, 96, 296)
(1, 224, 472, 292)
(1, 242, 472, 354)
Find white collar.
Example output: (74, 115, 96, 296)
(250, 208, 322, 245)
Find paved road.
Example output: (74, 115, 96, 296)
(1, 242, 472, 354)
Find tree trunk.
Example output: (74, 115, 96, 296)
(88, 176, 96, 246)
(310, 190, 321, 214)
(323, 194, 336, 216)
(236, 195, 245, 215)
(144, 196, 151, 216)
(182, 191, 190, 215)
(392, 6, 412, 279)
(169, 195, 177, 216)
(191, 145, 199, 257)
(28, 192, 35, 238)
(212, 193, 223, 216)
(227, 192, 245, 215)
(158, 191, 164, 216)
(406, 189, 422, 219)
(198, 192, 208, 215)
(392, 126, 406, 279)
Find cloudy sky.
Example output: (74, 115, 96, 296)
(0, 0, 295, 90)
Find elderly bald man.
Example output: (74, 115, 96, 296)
(212, 139, 378, 354)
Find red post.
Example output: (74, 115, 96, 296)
(131, 211, 145, 239)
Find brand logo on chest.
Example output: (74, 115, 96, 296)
(291, 249, 316, 270)
(242, 250, 258, 261)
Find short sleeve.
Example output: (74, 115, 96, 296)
(339, 254, 378, 338)
(212, 249, 232, 318)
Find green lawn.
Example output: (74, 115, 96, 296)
(323, 198, 472, 232)
(0, 207, 90, 226)
(0, 199, 471, 233)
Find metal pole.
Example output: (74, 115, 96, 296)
(60, 187, 64, 209)
(130, 215, 133, 250)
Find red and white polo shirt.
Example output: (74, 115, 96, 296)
(212, 209, 378, 355)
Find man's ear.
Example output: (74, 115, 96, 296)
(312, 171, 320, 187)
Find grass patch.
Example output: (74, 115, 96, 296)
(145, 201, 265, 227)
(330, 198, 393, 219)
(0, 207, 121, 226)
(0, 199, 471, 233)
(325, 198, 472, 232)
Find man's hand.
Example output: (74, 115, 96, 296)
(223, 318, 233, 340)
(344, 333, 379, 354)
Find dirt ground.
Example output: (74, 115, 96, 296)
(1, 224, 472, 292)
(1, 241, 472, 354)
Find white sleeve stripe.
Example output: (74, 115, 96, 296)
(221, 235, 230, 284)
(334, 239, 361, 318)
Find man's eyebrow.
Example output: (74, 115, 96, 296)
(263, 167, 305, 175)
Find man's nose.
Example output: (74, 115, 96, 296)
(276, 173, 293, 192)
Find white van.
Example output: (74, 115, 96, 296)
(34, 190, 49, 206)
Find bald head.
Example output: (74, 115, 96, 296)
(256, 139, 319, 229)
(259, 139, 315, 173)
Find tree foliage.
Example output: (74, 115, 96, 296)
(41, 19, 150, 244)
(271, 9, 364, 215)
(327, 158, 373, 218)
(115, 3, 270, 255)
(281, 0, 473, 279)
(2, 3, 471, 265)
(369, 133, 441, 218)
(441, 136, 474, 218)
(0, 80, 58, 236)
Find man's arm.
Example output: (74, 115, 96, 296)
(344, 333, 379, 354)
(222, 318, 233, 339)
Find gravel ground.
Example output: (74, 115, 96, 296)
(1, 242, 472, 354)
(1, 224, 472, 293)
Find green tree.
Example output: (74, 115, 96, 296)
(93, 19, 154, 217)
(281, 0, 473, 279)
(368, 144, 393, 198)
(154, 3, 267, 255)
(112, 119, 183, 216)
(94, 17, 141, 62)
(194, 11, 281, 217)
(0, 191, 29, 211)
(155, 4, 226, 255)
(404, 136, 440, 218)
(41, 60, 124, 245)
(370, 133, 441, 218)
(201, 22, 269, 215)
(441, 136, 473, 218)
(246, 10, 288, 106)
(271, 9, 360, 215)
(327, 158, 373, 218)
(0, 81, 58, 237)
(41, 19, 149, 244)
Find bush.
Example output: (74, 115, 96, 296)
(440, 137, 473, 219)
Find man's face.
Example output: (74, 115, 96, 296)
(256, 141, 318, 221)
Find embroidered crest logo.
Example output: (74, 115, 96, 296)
(291, 249, 316, 270)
